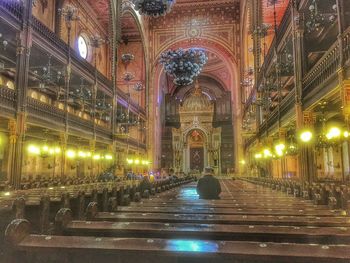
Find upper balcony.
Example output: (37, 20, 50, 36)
(0, 1, 147, 119)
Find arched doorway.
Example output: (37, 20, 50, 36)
(187, 130, 206, 172)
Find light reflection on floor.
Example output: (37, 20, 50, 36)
(165, 240, 219, 253)
(177, 187, 199, 200)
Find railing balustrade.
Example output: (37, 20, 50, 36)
(0, 86, 16, 110)
(0, 0, 23, 21)
(302, 42, 340, 94)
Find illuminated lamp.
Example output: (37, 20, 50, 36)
(54, 147, 61, 154)
(344, 131, 349, 138)
(326, 127, 341, 140)
(105, 154, 113, 160)
(275, 143, 286, 157)
(28, 144, 40, 155)
(134, 159, 140, 165)
(300, 130, 313, 143)
(127, 159, 134, 165)
(66, 150, 76, 159)
(42, 145, 49, 152)
(93, 154, 101, 160)
(78, 151, 87, 158)
(263, 148, 272, 158)
(254, 153, 262, 159)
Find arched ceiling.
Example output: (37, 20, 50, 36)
(172, 75, 227, 102)
(262, 0, 289, 26)
(175, 0, 239, 8)
(121, 12, 141, 42)
(86, 0, 110, 27)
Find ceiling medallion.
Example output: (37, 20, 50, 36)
(133, 0, 176, 17)
(188, 28, 200, 38)
(160, 48, 208, 86)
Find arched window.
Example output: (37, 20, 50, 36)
(6, 81, 15, 90)
(39, 95, 47, 103)
(58, 103, 64, 110)
(31, 91, 38, 100)
(78, 35, 88, 59)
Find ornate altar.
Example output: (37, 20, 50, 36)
(172, 80, 221, 175)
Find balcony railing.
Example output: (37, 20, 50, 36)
(302, 42, 340, 95)
(342, 27, 350, 64)
(302, 27, 350, 97)
(96, 125, 113, 140)
(0, 0, 23, 22)
(68, 113, 94, 134)
(27, 97, 65, 124)
(257, 89, 296, 138)
(0, 86, 16, 112)
(26, 97, 113, 138)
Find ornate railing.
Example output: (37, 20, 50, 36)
(117, 136, 147, 150)
(0, 0, 23, 21)
(68, 113, 94, 133)
(96, 126, 113, 140)
(0, 86, 16, 111)
(257, 90, 295, 138)
(302, 42, 340, 94)
(27, 97, 65, 123)
(342, 27, 350, 63)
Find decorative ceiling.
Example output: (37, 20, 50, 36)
(175, 0, 239, 8)
(86, 0, 110, 26)
(262, 0, 289, 27)
(121, 13, 141, 42)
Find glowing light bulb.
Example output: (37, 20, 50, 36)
(263, 149, 272, 158)
(275, 143, 285, 157)
(54, 147, 61, 154)
(105, 154, 113, 160)
(28, 144, 40, 155)
(93, 154, 101, 160)
(66, 150, 76, 159)
(78, 151, 87, 158)
(300, 130, 313, 143)
(255, 153, 262, 159)
(326, 127, 341, 140)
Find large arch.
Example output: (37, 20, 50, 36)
(149, 38, 243, 172)
(120, 1, 150, 115)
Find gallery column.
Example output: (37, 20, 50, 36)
(7, 0, 33, 189)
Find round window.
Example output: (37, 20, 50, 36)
(78, 35, 88, 59)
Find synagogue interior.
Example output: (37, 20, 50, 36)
(0, 0, 350, 262)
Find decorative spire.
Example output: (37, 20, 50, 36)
(193, 79, 202, 96)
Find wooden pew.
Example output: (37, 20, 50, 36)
(87, 211, 350, 227)
(55, 208, 350, 244)
(5, 219, 350, 263)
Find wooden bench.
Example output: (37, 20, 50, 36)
(5, 219, 350, 263)
(55, 208, 350, 244)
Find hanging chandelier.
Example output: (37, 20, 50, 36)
(33, 55, 63, 90)
(133, 0, 176, 17)
(160, 48, 208, 86)
(305, 0, 337, 33)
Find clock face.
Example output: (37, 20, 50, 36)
(78, 35, 88, 59)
